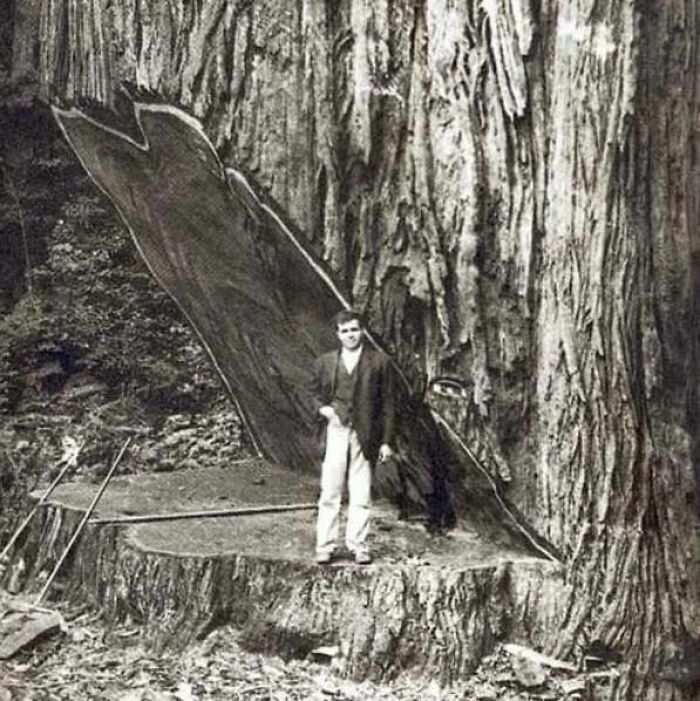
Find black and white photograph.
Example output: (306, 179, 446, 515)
(0, 1, 698, 699)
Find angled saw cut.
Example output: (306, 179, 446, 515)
(53, 102, 550, 555)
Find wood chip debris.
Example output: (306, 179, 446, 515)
(560, 678, 587, 695)
(503, 643, 577, 671)
(510, 656, 546, 688)
(310, 645, 339, 659)
(0, 610, 63, 660)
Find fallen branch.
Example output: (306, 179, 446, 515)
(34, 438, 131, 606)
(0, 592, 69, 660)
(89, 502, 318, 525)
(0, 609, 63, 660)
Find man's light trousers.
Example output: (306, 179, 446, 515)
(316, 424, 371, 557)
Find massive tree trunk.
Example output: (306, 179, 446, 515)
(8, 0, 700, 698)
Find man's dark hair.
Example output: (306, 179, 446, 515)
(334, 308, 364, 328)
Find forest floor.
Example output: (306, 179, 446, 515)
(0, 599, 610, 701)
(0, 100, 615, 700)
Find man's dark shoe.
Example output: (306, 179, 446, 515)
(354, 551, 372, 565)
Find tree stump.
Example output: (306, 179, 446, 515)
(3, 459, 562, 683)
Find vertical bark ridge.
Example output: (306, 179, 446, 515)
(535, 1, 699, 697)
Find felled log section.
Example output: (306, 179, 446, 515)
(3, 463, 563, 683)
(0, 608, 62, 660)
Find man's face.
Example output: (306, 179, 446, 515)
(336, 319, 363, 350)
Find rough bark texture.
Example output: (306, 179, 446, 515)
(8, 1, 700, 698)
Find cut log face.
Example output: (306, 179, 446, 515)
(52, 103, 549, 555)
(3, 462, 563, 682)
(53, 103, 339, 474)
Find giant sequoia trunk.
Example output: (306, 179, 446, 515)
(7, 1, 700, 699)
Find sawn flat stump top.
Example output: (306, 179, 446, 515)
(17, 459, 562, 682)
(37, 459, 541, 568)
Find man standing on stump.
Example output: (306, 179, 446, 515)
(310, 310, 396, 565)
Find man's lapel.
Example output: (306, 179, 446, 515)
(352, 343, 368, 395)
(329, 349, 341, 398)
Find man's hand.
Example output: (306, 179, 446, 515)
(378, 443, 394, 463)
(319, 405, 342, 427)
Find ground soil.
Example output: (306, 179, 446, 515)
(0, 602, 618, 700)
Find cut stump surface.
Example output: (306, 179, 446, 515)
(3, 459, 566, 683)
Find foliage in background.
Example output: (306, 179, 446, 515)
(0, 107, 249, 547)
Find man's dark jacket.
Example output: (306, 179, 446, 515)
(309, 344, 396, 464)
